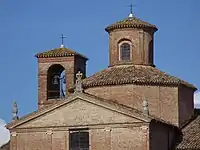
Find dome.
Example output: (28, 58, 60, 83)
(105, 15, 158, 33)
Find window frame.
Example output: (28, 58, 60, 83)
(118, 41, 132, 62)
(69, 129, 90, 150)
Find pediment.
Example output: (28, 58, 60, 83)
(7, 93, 151, 129)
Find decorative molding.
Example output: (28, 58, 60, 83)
(11, 132, 17, 136)
(140, 125, 148, 131)
(46, 130, 53, 135)
(104, 127, 112, 132)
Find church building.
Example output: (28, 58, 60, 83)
(1, 9, 200, 150)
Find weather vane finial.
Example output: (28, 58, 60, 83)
(60, 34, 66, 48)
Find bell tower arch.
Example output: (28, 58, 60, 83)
(47, 64, 65, 99)
(35, 47, 88, 109)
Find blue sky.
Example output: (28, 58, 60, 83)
(0, 0, 200, 123)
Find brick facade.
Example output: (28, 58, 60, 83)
(178, 86, 194, 126)
(6, 94, 181, 150)
(37, 56, 87, 109)
(85, 84, 194, 127)
(108, 28, 154, 66)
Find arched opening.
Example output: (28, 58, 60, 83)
(120, 42, 131, 61)
(118, 39, 132, 62)
(47, 64, 66, 99)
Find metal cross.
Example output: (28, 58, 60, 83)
(60, 34, 66, 45)
(129, 4, 133, 14)
(128, 3, 136, 14)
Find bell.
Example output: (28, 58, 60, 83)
(52, 75, 59, 85)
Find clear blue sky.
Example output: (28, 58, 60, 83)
(0, 0, 200, 123)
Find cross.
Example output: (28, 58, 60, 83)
(75, 71, 83, 93)
(129, 4, 133, 14)
(128, 3, 136, 14)
(60, 34, 66, 45)
(76, 71, 83, 81)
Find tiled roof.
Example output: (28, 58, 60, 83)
(105, 15, 158, 33)
(81, 65, 196, 89)
(176, 109, 200, 150)
(35, 47, 88, 59)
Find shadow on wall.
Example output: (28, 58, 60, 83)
(149, 120, 182, 150)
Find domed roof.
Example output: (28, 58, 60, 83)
(81, 65, 196, 90)
(105, 14, 158, 33)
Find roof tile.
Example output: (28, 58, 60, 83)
(82, 65, 196, 89)
(105, 16, 158, 32)
(176, 109, 200, 150)
(35, 47, 88, 59)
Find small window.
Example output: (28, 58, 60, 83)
(69, 130, 89, 150)
(120, 43, 131, 61)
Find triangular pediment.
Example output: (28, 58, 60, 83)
(7, 93, 151, 129)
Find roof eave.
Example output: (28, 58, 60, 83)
(35, 53, 88, 60)
(105, 26, 158, 33)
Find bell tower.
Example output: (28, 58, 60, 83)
(35, 43, 88, 109)
(105, 11, 158, 66)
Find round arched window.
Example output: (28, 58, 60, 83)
(120, 43, 131, 61)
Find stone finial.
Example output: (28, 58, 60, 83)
(143, 97, 149, 115)
(12, 101, 18, 121)
(74, 71, 83, 93)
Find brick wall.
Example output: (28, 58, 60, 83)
(91, 125, 149, 150)
(178, 86, 194, 126)
(14, 132, 51, 150)
(37, 56, 86, 109)
(10, 130, 67, 150)
(85, 84, 179, 126)
(10, 124, 149, 150)
(108, 28, 154, 66)
(149, 120, 180, 150)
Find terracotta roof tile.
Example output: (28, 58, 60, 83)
(35, 47, 88, 59)
(105, 16, 158, 32)
(176, 109, 200, 150)
(82, 65, 196, 89)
